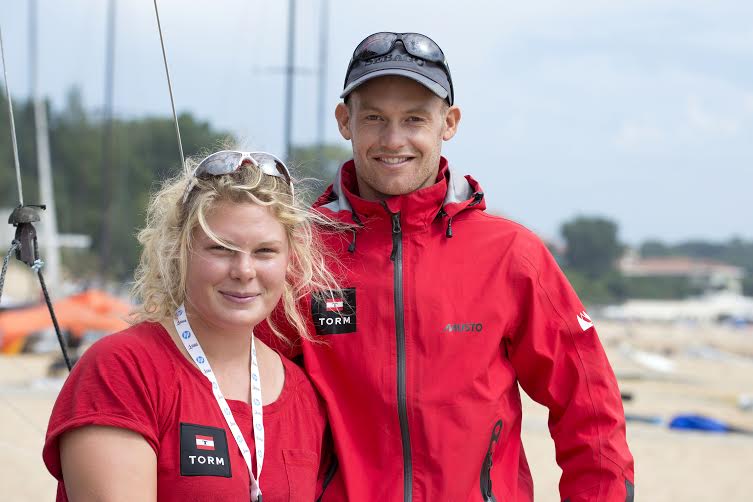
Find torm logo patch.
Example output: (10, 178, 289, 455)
(180, 423, 231, 477)
(312, 288, 357, 335)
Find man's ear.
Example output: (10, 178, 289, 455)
(335, 102, 352, 140)
(442, 105, 461, 141)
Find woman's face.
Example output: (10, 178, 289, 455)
(185, 200, 289, 336)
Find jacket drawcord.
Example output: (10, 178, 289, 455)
(347, 211, 364, 253)
(347, 229, 357, 253)
(440, 192, 483, 238)
(438, 207, 454, 238)
(469, 191, 484, 207)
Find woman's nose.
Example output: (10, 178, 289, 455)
(230, 252, 256, 281)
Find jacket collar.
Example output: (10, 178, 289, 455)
(316, 156, 485, 231)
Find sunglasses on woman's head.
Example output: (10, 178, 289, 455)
(182, 150, 293, 203)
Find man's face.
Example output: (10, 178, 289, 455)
(335, 76, 461, 201)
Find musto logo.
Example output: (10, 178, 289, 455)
(443, 323, 483, 333)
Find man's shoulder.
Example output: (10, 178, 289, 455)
(458, 210, 558, 271)
(464, 210, 546, 246)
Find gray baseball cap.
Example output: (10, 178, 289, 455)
(341, 33, 454, 105)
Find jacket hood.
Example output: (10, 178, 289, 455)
(314, 157, 486, 229)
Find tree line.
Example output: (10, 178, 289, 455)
(2, 88, 750, 299)
(1, 88, 348, 281)
(557, 216, 753, 304)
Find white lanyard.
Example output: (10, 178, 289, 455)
(174, 305, 265, 501)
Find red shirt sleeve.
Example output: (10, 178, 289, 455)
(43, 326, 169, 480)
(508, 235, 634, 502)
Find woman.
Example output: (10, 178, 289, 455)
(43, 150, 339, 501)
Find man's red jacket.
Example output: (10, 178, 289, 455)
(263, 158, 634, 501)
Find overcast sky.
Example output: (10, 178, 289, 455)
(3, 0, 752, 245)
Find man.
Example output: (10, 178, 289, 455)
(266, 32, 634, 501)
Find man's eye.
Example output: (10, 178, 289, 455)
(407, 116, 425, 122)
(365, 115, 382, 121)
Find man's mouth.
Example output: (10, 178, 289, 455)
(374, 155, 413, 166)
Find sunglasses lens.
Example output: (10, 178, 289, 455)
(354, 32, 397, 59)
(253, 153, 291, 183)
(196, 151, 244, 176)
(402, 34, 444, 63)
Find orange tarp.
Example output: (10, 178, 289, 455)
(0, 290, 132, 354)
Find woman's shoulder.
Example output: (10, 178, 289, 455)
(279, 356, 326, 415)
(279, 355, 309, 390)
(87, 321, 170, 353)
(44, 322, 170, 480)
(77, 321, 175, 374)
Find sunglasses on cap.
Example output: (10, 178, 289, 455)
(345, 32, 454, 103)
(182, 150, 293, 203)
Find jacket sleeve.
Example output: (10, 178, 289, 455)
(508, 237, 634, 502)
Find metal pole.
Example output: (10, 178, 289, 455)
(283, 0, 296, 161)
(100, 0, 117, 278)
(28, 0, 36, 105)
(31, 0, 62, 290)
(316, 0, 328, 162)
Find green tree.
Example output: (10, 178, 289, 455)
(638, 236, 753, 297)
(743, 276, 753, 297)
(561, 216, 623, 279)
(289, 143, 351, 205)
(2, 87, 233, 280)
(639, 239, 670, 257)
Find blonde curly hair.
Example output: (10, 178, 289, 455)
(131, 152, 341, 343)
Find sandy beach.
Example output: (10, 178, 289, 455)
(2, 320, 752, 501)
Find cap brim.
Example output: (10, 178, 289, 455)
(340, 69, 449, 101)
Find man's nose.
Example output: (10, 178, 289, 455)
(380, 121, 407, 151)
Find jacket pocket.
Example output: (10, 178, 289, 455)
(479, 419, 503, 502)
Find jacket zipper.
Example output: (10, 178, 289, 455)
(390, 211, 413, 502)
(480, 419, 503, 502)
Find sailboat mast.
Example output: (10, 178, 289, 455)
(30, 0, 62, 290)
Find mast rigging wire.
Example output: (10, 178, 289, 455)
(0, 26, 25, 205)
(0, 241, 19, 303)
(0, 21, 71, 371)
(152, 0, 185, 171)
